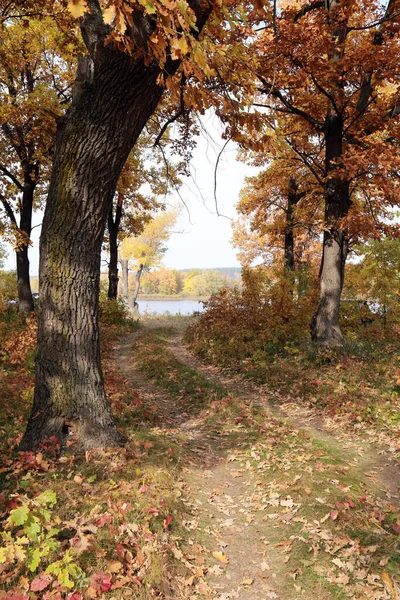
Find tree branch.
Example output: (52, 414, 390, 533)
(0, 164, 24, 191)
(294, 1, 324, 22)
(356, 0, 398, 114)
(0, 194, 17, 226)
(257, 79, 324, 131)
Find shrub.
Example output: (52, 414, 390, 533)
(186, 266, 318, 369)
(98, 293, 131, 327)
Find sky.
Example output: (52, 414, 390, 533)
(3, 114, 258, 275)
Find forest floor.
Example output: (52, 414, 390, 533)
(114, 316, 400, 600)
(0, 314, 399, 600)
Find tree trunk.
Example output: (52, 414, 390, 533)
(20, 0, 212, 452)
(310, 114, 350, 345)
(310, 2, 350, 346)
(131, 263, 144, 309)
(20, 55, 167, 451)
(107, 198, 122, 300)
(17, 170, 36, 313)
(16, 246, 34, 313)
(1, 166, 36, 313)
(284, 176, 298, 273)
(120, 259, 129, 301)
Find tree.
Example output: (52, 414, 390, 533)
(233, 154, 320, 273)
(18, 0, 214, 451)
(0, 15, 78, 312)
(224, 0, 400, 344)
(344, 238, 400, 314)
(106, 122, 184, 301)
(119, 209, 178, 307)
(0, 242, 5, 269)
(106, 150, 156, 301)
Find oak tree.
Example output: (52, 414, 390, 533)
(17, 0, 214, 451)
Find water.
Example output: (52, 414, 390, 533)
(137, 298, 205, 316)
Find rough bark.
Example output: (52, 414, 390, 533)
(310, 1, 350, 346)
(107, 197, 122, 300)
(20, 4, 193, 450)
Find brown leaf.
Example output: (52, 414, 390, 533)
(107, 560, 123, 573)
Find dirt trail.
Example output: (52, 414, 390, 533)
(115, 319, 399, 600)
(117, 329, 290, 598)
(166, 330, 400, 506)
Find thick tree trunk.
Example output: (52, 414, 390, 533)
(20, 0, 212, 451)
(107, 199, 122, 300)
(310, 114, 350, 345)
(310, 4, 350, 346)
(20, 53, 166, 451)
(120, 259, 129, 301)
(284, 176, 298, 273)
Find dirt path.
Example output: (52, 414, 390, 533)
(165, 330, 400, 506)
(115, 318, 400, 600)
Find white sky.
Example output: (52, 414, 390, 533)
(3, 114, 258, 274)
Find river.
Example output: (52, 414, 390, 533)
(136, 298, 206, 316)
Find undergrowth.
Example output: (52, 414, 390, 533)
(0, 306, 196, 600)
(185, 271, 400, 446)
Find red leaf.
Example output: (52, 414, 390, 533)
(30, 573, 52, 592)
(330, 510, 338, 520)
(90, 572, 112, 593)
(163, 515, 173, 530)
(95, 513, 112, 527)
(101, 577, 112, 592)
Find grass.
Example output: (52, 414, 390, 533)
(186, 318, 400, 452)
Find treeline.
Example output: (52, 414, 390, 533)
(139, 268, 240, 297)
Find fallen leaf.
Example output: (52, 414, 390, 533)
(212, 551, 229, 564)
(107, 560, 122, 573)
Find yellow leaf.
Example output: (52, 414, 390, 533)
(67, 0, 88, 18)
(381, 573, 395, 594)
(103, 6, 116, 24)
(212, 551, 229, 564)
(242, 577, 253, 586)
